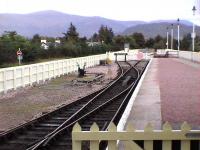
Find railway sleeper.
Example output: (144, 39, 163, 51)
(0, 144, 27, 150)
(36, 123, 61, 128)
(42, 119, 67, 124)
(53, 113, 72, 118)
(16, 135, 43, 141)
(47, 145, 72, 150)
(30, 127, 56, 132)
(25, 130, 49, 137)
(48, 116, 70, 121)
(8, 139, 33, 145)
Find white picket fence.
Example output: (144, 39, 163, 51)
(0, 54, 106, 93)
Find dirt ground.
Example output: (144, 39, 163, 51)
(0, 63, 118, 132)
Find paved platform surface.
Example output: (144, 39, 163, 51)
(126, 58, 200, 130)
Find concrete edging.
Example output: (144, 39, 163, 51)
(117, 58, 153, 131)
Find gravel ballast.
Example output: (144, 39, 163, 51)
(0, 63, 118, 132)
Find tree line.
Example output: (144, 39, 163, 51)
(0, 23, 199, 67)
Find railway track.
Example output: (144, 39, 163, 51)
(0, 60, 144, 150)
(29, 60, 149, 150)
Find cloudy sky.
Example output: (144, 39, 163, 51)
(0, 0, 199, 23)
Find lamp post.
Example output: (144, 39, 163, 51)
(166, 27, 169, 49)
(177, 18, 180, 57)
(192, 6, 196, 61)
(171, 24, 174, 50)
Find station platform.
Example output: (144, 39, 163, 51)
(126, 58, 200, 130)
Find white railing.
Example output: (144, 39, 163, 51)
(179, 50, 200, 62)
(0, 54, 106, 93)
(0, 49, 148, 94)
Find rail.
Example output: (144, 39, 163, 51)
(30, 61, 143, 150)
(0, 62, 124, 150)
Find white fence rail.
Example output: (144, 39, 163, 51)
(179, 51, 200, 62)
(0, 54, 106, 93)
(0, 49, 149, 94)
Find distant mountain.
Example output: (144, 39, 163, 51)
(0, 10, 144, 38)
(0, 11, 197, 39)
(122, 22, 200, 39)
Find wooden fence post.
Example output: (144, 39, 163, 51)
(3, 70, 7, 93)
(29, 66, 32, 86)
(72, 123, 82, 150)
(181, 122, 191, 150)
(108, 122, 117, 150)
(144, 123, 153, 150)
(124, 123, 143, 150)
(162, 122, 172, 150)
(21, 67, 25, 87)
(13, 69, 16, 90)
(42, 64, 45, 82)
(90, 123, 99, 150)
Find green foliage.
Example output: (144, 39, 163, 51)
(180, 34, 191, 51)
(145, 38, 155, 48)
(132, 33, 145, 48)
(63, 22, 79, 42)
(91, 33, 99, 42)
(31, 34, 41, 44)
(1, 23, 200, 67)
(0, 31, 31, 64)
(195, 36, 200, 52)
(124, 36, 137, 49)
(98, 25, 114, 44)
(113, 35, 125, 50)
(153, 35, 165, 49)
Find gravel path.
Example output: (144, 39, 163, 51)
(0, 63, 118, 132)
(158, 58, 200, 129)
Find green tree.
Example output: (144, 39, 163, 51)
(98, 25, 114, 44)
(180, 34, 191, 51)
(0, 31, 31, 64)
(113, 35, 125, 50)
(63, 23, 79, 42)
(125, 36, 137, 49)
(132, 33, 145, 48)
(31, 34, 41, 44)
(91, 33, 99, 42)
(153, 35, 165, 49)
(195, 36, 200, 52)
(145, 38, 155, 48)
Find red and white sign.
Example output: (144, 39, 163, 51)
(17, 49, 22, 56)
(137, 52, 144, 60)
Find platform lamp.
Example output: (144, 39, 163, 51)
(177, 18, 180, 57)
(166, 27, 169, 49)
(171, 24, 174, 50)
(192, 6, 196, 61)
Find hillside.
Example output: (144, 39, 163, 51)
(122, 22, 200, 39)
(0, 10, 144, 38)
(0, 11, 198, 39)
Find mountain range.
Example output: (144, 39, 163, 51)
(122, 22, 200, 39)
(0, 10, 199, 39)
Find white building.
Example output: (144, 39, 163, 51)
(41, 39, 61, 49)
(41, 39, 49, 50)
